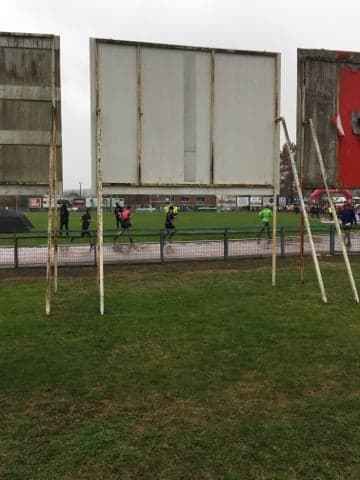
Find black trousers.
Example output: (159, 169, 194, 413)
(258, 222, 271, 239)
(60, 219, 69, 235)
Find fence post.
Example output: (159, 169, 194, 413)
(280, 227, 285, 257)
(224, 228, 229, 260)
(329, 224, 335, 256)
(14, 234, 19, 268)
(160, 230, 165, 263)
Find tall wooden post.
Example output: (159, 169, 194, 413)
(272, 54, 281, 287)
(95, 42, 104, 315)
(45, 37, 57, 315)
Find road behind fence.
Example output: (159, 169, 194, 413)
(0, 225, 358, 269)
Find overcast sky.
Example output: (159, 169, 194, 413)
(3, 0, 360, 189)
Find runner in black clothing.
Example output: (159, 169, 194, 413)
(339, 203, 357, 248)
(114, 202, 123, 229)
(81, 209, 91, 238)
(164, 206, 176, 244)
(80, 209, 94, 250)
(59, 203, 70, 236)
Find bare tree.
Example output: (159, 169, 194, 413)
(280, 142, 296, 200)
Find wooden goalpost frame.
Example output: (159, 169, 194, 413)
(308, 118, 359, 304)
(45, 37, 58, 315)
(277, 116, 328, 303)
(95, 42, 105, 316)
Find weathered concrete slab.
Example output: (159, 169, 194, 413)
(0, 32, 62, 195)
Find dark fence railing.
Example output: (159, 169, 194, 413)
(0, 224, 357, 269)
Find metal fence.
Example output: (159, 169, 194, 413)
(0, 225, 358, 269)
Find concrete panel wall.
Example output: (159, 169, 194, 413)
(91, 39, 280, 194)
(0, 32, 62, 194)
(214, 54, 276, 186)
(99, 43, 137, 184)
(142, 47, 185, 183)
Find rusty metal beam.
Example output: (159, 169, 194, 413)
(93, 37, 279, 58)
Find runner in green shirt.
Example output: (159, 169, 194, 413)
(257, 206, 272, 242)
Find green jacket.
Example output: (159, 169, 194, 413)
(259, 207, 272, 223)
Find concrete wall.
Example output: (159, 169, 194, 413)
(0, 32, 62, 195)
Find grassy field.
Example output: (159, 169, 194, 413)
(23, 210, 323, 234)
(2, 258, 360, 479)
(0, 210, 327, 247)
(25, 210, 316, 232)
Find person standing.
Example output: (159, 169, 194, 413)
(339, 203, 357, 248)
(257, 205, 273, 242)
(59, 203, 70, 236)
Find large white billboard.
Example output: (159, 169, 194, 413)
(90, 39, 280, 195)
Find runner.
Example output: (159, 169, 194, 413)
(339, 202, 357, 248)
(59, 203, 70, 237)
(80, 209, 94, 250)
(114, 205, 134, 246)
(164, 205, 177, 245)
(257, 205, 272, 243)
(114, 202, 123, 229)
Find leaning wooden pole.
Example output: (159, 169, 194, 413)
(52, 75, 59, 294)
(277, 117, 328, 303)
(95, 43, 104, 315)
(45, 37, 57, 315)
(299, 78, 306, 283)
(309, 118, 359, 304)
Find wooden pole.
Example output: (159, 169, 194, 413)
(52, 38, 59, 294)
(299, 74, 306, 283)
(45, 37, 57, 315)
(272, 191, 277, 287)
(272, 55, 281, 287)
(209, 50, 215, 184)
(309, 118, 359, 303)
(95, 42, 104, 315)
(136, 46, 143, 185)
(277, 117, 327, 303)
(53, 113, 58, 294)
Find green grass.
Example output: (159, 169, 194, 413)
(25, 210, 318, 233)
(2, 258, 360, 479)
(0, 210, 324, 247)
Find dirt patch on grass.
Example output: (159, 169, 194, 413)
(131, 394, 209, 436)
(302, 379, 340, 398)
